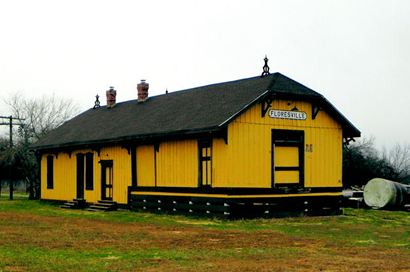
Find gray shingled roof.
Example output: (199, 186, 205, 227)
(32, 73, 360, 150)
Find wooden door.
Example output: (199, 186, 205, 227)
(272, 130, 304, 187)
(100, 160, 113, 200)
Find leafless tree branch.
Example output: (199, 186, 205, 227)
(5, 93, 79, 142)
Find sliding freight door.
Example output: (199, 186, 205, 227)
(272, 129, 304, 187)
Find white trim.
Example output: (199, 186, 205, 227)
(218, 89, 270, 127)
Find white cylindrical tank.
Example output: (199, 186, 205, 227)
(363, 178, 410, 209)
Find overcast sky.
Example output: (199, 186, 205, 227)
(0, 0, 409, 148)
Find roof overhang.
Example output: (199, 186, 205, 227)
(32, 126, 226, 153)
(218, 89, 361, 138)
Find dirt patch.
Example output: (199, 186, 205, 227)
(0, 212, 310, 251)
(1, 212, 410, 271)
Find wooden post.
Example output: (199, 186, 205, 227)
(9, 116, 13, 200)
(0, 115, 25, 200)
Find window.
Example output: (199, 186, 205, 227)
(85, 153, 94, 190)
(46, 155, 54, 189)
(199, 140, 212, 186)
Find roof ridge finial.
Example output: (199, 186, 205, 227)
(261, 55, 270, 77)
(93, 94, 101, 109)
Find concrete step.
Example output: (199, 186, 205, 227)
(96, 202, 118, 207)
(98, 200, 117, 204)
(88, 205, 111, 210)
(87, 201, 118, 212)
(61, 200, 88, 209)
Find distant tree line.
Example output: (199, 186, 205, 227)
(0, 94, 78, 199)
(343, 137, 410, 187)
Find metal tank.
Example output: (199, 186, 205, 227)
(363, 178, 410, 209)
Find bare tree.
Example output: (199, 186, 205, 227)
(383, 143, 410, 183)
(6, 93, 79, 142)
(343, 137, 410, 187)
(1, 93, 79, 199)
(343, 137, 395, 187)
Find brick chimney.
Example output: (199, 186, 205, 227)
(137, 79, 149, 102)
(106, 86, 117, 108)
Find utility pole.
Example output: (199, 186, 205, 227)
(0, 115, 25, 200)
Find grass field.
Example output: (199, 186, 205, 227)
(0, 195, 409, 271)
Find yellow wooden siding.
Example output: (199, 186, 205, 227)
(136, 145, 155, 186)
(156, 140, 198, 187)
(213, 99, 343, 188)
(304, 127, 342, 187)
(131, 190, 342, 198)
(41, 153, 75, 201)
(274, 146, 299, 167)
(213, 123, 271, 188)
(41, 146, 131, 204)
(274, 146, 300, 184)
(275, 171, 299, 184)
(98, 146, 131, 204)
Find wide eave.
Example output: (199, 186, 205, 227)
(32, 73, 360, 151)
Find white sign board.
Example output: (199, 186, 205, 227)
(268, 109, 307, 120)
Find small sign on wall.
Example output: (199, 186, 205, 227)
(268, 109, 307, 120)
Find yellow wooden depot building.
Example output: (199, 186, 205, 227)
(33, 63, 360, 216)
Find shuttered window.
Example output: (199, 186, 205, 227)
(76, 154, 85, 198)
(46, 155, 54, 189)
(85, 153, 94, 190)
